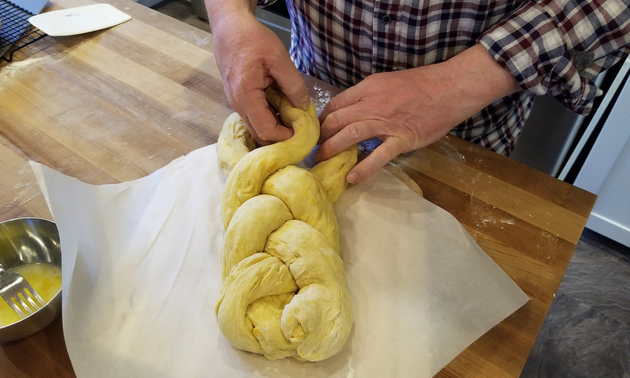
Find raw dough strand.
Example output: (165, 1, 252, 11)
(220, 86, 319, 229)
(310, 145, 358, 204)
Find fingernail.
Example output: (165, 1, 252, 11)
(301, 94, 310, 110)
(347, 173, 358, 184)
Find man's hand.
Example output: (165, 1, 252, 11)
(207, 1, 309, 144)
(316, 44, 520, 184)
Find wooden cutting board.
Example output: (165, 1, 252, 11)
(0, 0, 596, 376)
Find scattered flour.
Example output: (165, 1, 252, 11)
(0, 57, 47, 80)
(346, 355, 355, 378)
(312, 83, 333, 115)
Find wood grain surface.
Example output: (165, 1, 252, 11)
(0, 0, 596, 376)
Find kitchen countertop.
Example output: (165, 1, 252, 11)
(0, 0, 596, 376)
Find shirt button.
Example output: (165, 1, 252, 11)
(381, 14, 393, 24)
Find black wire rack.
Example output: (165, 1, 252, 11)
(0, 0, 46, 62)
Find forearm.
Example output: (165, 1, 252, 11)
(205, 0, 257, 30)
(477, 0, 630, 114)
(441, 44, 520, 117)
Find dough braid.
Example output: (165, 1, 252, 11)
(216, 86, 358, 361)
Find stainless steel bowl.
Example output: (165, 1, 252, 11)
(0, 218, 62, 343)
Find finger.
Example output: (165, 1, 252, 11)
(268, 104, 282, 122)
(269, 54, 310, 110)
(315, 120, 382, 161)
(236, 112, 270, 146)
(319, 85, 363, 124)
(347, 138, 405, 184)
(320, 103, 373, 142)
(263, 76, 274, 89)
(243, 91, 293, 143)
(244, 121, 267, 146)
(246, 110, 293, 143)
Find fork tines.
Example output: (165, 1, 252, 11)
(3, 284, 46, 319)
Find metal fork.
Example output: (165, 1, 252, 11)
(0, 264, 46, 318)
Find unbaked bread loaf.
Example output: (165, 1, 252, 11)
(215, 86, 357, 361)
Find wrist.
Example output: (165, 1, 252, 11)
(206, 0, 256, 31)
(444, 44, 520, 108)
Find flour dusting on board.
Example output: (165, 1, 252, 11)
(434, 135, 467, 162)
(6, 57, 46, 68)
(188, 30, 211, 46)
(0, 57, 47, 79)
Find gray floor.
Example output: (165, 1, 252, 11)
(521, 230, 630, 378)
(153, 2, 630, 376)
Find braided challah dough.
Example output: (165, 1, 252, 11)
(216, 86, 358, 361)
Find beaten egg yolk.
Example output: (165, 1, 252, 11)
(0, 263, 62, 327)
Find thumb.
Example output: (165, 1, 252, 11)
(269, 54, 310, 110)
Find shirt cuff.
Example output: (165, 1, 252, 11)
(478, 2, 602, 115)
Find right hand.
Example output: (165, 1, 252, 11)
(210, 9, 309, 144)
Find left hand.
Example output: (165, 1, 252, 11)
(315, 44, 520, 184)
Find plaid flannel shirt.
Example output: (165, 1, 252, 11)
(259, 0, 630, 155)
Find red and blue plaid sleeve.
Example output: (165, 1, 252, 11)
(478, 0, 630, 115)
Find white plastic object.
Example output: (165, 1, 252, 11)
(28, 3, 131, 37)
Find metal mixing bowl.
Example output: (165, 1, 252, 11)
(0, 218, 62, 343)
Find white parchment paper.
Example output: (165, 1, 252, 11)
(30, 144, 528, 378)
